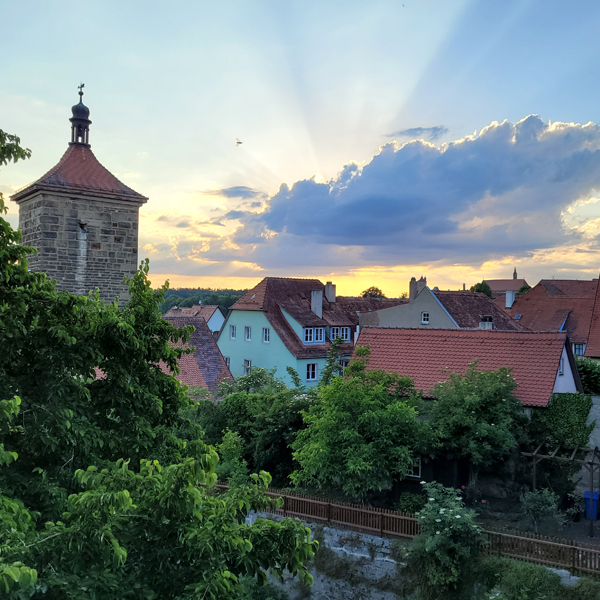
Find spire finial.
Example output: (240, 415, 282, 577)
(78, 82, 85, 99)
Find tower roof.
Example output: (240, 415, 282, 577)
(11, 144, 147, 203)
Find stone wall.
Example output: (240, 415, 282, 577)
(17, 191, 140, 304)
(247, 513, 403, 600)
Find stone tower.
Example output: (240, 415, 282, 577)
(11, 86, 147, 304)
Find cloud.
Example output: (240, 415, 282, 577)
(204, 185, 261, 199)
(218, 115, 600, 270)
(386, 126, 449, 141)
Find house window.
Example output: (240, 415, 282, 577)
(224, 356, 230, 368)
(573, 343, 585, 356)
(244, 326, 251, 341)
(304, 327, 325, 344)
(421, 312, 430, 325)
(558, 358, 564, 376)
(263, 327, 270, 343)
(330, 327, 351, 342)
(406, 457, 422, 479)
(306, 363, 318, 381)
(243, 359, 252, 375)
(229, 325, 236, 339)
(338, 356, 350, 375)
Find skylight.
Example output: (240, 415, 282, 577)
(515, 314, 522, 320)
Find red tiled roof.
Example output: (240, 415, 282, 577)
(230, 277, 406, 359)
(497, 279, 598, 344)
(483, 278, 529, 293)
(164, 305, 221, 321)
(160, 316, 232, 394)
(355, 328, 572, 407)
(434, 290, 525, 331)
(12, 145, 147, 203)
(585, 277, 600, 357)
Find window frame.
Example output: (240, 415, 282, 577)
(262, 327, 270, 343)
(229, 324, 237, 339)
(224, 356, 231, 368)
(306, 363, 318, 381)
(304, 327, 313, 343)
(421, 312, 430, 325)
(330, 326, 351, 342)
(244, 326, 252, 341)
(558, 358, 564, 376)
(573, 343, 585, 356)
(243, 359, 252, 375)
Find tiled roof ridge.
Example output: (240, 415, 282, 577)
(361, 326, 566, 337)
(12, 145, 147, 202)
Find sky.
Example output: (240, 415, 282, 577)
(2, 0, 600, 296)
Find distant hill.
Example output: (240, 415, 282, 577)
(159, 288, 247, 315)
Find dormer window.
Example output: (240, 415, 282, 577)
(330, 326, 351, 342)
(479, 315, 493, 330)
(421, 312, 430, 325)
(304, 327, 324, 344)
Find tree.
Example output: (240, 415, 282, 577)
(469, 281, 493, 298)
(575, 357, 600, 395)
(425, 364, 527, 483)
(198, 368, 315, 487)
(0, 132, 317, 597)
(291, 346, 424, 499)
(0, 129, 31, 205)
(361, 286, 386, 298)
(516, 284, 531, 295)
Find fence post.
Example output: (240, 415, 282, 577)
(327, 502, 331, 524)
(498, 533, 502, 557)
(572, 546, 577, 573)
(283, 495, 287, 518)
(380, 512, 384, 537)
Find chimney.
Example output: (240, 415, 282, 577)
(479, 315, 493, 330)
(505, 290, 516, 309)
(513, 267, 517, 280)
(325, 281, 336, 303)
(416, 276, 427, 296)
(311, 289, 323, 318)
(463, 283, 465, 291)
(409, 277, 417, 303)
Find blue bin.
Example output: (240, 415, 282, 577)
(585, 491, 599, 520)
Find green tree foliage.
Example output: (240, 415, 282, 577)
(575, 357, 600, 395)
(361, 286, 386, 298)
(160, 288, 246, 314)
(291, 346, 423, 499)
(520, 488, 562, 532)
(425, 364, 527, 482)
(469, 281, 493, 298)
(0, 132, 317, 597)
(516, 284, 531, 295)
(216, 429, 249, 486)
(0, 129, 31, 205)
(197, 368, 315, 487)
(400, 482, 487, 600)
(531, 392, 594, 448)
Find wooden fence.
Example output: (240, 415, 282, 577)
(214, 483, 600, 575)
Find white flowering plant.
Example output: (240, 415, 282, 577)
(400, 482, 487, 600)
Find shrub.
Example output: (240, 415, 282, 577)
(521, 489, 562, 532)
(575, 357, 600, 396)
(491, 558, 564, 600)
(397, 491, 426, 514)
(400, 482, 487, 600)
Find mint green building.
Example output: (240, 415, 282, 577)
(217, 277, 404, 387)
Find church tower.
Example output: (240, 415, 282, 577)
(11, 86, 147, 304)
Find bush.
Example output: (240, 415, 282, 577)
(239, 578, 289, 600)
(491, 558, 564, 600)
(397, 492, 426, 514)
(521, 489, 562, 532)
(400, 482, 487, 600)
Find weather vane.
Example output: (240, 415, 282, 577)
(78, 82, 85, 97)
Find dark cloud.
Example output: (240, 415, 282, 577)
(222, 116, 600, 269)
(205, 186, 261, 199)
(386, 125, 449, 141)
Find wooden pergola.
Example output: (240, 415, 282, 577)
(521, 444, 600, 538)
